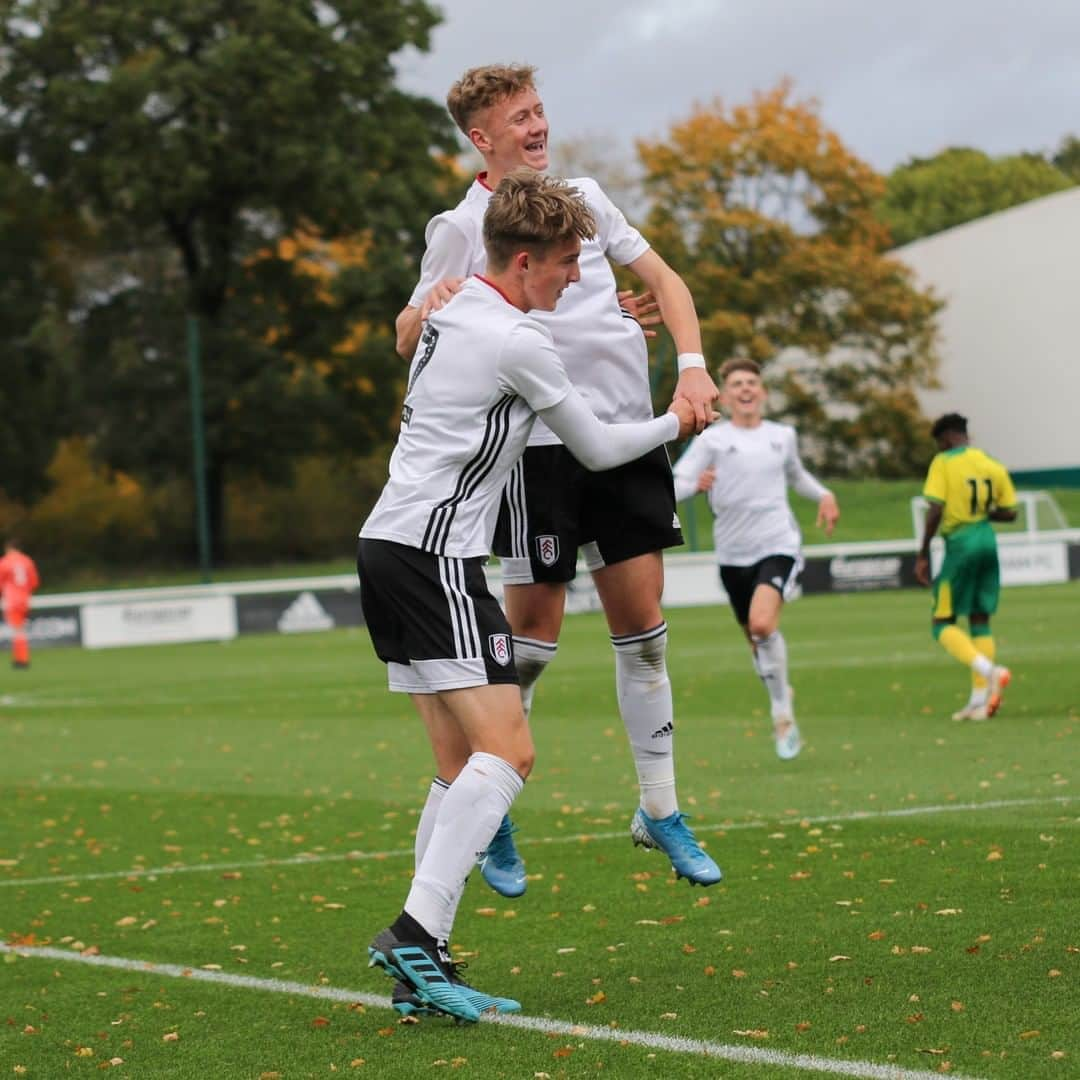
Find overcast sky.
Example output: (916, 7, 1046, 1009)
(395, 0, 1080, 172)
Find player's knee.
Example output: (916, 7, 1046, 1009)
(509, 738, 535, 780)
(931, 618, 955, 640)
(747, 615, 778, 640)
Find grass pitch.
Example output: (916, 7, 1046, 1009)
(1, 583, 1077, 1078)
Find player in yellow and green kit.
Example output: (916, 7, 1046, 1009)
(915, 413, 1017, 720)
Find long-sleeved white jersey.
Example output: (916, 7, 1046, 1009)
(672, 419, 830, 566)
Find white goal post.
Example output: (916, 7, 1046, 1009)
(910, 489, 1069, 542)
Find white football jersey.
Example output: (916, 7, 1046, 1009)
(409, 174, 652, 445)
(672, 420, 830, 566)
(361, 276, 571, 557)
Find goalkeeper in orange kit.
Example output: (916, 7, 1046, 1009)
(0, 538, 40, 669)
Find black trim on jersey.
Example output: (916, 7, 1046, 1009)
(408, 325, 440, 393)
(504, 459, 527, 558)
(422, 394, 516, 554)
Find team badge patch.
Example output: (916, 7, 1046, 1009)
(488, 633, 513, 667)
(536, 534, 560, 567)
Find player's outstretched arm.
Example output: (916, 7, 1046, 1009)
(538, 389, 689, 472)
(626, 249, 719, 431)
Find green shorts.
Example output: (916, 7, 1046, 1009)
(932, 521, 1001, 621)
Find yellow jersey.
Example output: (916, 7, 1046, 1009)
(923, 446, 1017, 537)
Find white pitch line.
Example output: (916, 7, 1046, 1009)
(1, 794, 1074, 890)
(0, 942, 983, 1080)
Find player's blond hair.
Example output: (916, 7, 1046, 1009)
(483, 169, 596, 271)
(446, 64, 538, 135)
(719, 358, 762, 382)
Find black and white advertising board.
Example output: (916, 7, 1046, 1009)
(235, 589, 365, 635)
(24, 533, 1080, 650)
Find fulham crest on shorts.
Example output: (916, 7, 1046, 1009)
(488, 633, 513, 667)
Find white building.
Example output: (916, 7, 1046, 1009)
(895, 187, 1080, 486)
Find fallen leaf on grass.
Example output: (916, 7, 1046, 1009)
(1019, 1030, 1041, 1040)
(733, 1029, 769, 1039)
(163, 1032, 179, 1042)
(916, 1047, 949, 1055)
(585, 991, 606, 1005)
(829, 955, 852, 962)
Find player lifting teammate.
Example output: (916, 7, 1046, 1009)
(396, 64, 722, 897)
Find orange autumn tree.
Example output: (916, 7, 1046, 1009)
(640, 82, 942, 475)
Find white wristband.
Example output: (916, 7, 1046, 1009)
(677, 352, 706, 373)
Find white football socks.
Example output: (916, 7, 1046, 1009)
(612, 623, 678, 820)
(752, 630, 792, 715)
(414, 775, 450, 869)
(513, 636, 557, 718)
(405, 752, 523, 943)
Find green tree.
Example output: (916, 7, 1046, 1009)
(1051, 134, 1080, 184)
(639, 82, 942, 476)
(0, 0, 457, 560)
(878, 147, 1073, 247)
(0, 161, 80, 504)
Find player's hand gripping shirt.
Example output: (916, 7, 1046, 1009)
(922, 446, 1017, 538)
(409, 175, 651, 443)
(672, 420, 829, 566)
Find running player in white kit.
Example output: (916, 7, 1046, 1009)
(672, 359, 840, 760)
(361, 170, 697, 1022)
(395, 64, 723, 897)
